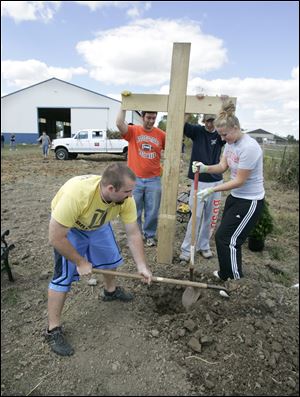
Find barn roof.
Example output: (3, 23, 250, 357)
(1, 77, 121, 104)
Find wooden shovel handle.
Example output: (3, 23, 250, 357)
(190, 169, 199, 279)
(191, 170, 199, 247)
(92, 268, 227, 292)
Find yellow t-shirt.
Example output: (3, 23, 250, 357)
(51, 175, 137, 230)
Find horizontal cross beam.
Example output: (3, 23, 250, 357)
(121, 94, 237, 115)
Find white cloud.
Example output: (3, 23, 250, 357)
(126, 6, 141, 18)
(75, 1, 150, 17)
(1, 1, 61, 23)
(76, 18, 227, 87)
(283, 100, 299, 111)
(1, 59, 87, 88)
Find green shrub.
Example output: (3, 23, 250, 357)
(249, 199, 274, 240)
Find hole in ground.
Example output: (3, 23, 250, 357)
(147, 285, 186, 315)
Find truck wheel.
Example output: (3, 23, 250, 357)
(55, 148, 69, 160)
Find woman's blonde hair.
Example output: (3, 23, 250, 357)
(214, 100, 240, 130)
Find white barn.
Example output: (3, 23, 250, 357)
(1, 78, 141, 143)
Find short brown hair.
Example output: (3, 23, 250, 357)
(101, 163, 136, 191)
(141, 111, 157, 117)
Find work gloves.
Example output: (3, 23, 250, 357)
(121, 90, 132, 96)
(192, 161, 209, 173)
(197, 187, 215, 201)
(192, 161, 214, 201)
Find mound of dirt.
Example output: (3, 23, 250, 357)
(1, 149, 299, 396)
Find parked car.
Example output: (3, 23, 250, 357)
(51, 129, 128, 160)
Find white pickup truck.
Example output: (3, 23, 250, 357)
(51, 129, 128, 160)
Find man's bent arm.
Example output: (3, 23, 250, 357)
(49, 217, 92, 273)
(124, 222, 152, 283)
(116, 109, 128, 136)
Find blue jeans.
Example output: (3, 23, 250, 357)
(133, 176, 161, 239)
(181, 180, 223, 255)
(42, 144, 49, 156)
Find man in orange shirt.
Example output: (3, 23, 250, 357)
(117, 106, 165, 247)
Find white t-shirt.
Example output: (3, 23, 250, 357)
(224, 134, 265, 200)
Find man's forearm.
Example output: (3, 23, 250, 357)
(50, 237, 85, 265)
(127, 234, 148, 271)
(116, 109, 128, 134)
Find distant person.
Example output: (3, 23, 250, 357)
(116, 93, 166, 247)
(45, 163, 152, 356)
(193, 100, 265, 281)
(37, 132, 51, 159)
(9, 134, 16, 151)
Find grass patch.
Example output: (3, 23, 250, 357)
(268, 246, 286, 261)
(2, 288, 20, 306)
(273, 271, 293, 287)
(275, 212, 299, 237)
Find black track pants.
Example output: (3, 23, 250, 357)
(215, 195, 264, 280)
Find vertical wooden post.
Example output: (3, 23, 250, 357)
(157, 43, 191, 264)
(120, 43, 236, 264)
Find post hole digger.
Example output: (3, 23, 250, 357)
(181, 168, 229, 309)
(92, 268, 228, 296)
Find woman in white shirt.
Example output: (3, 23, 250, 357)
(193, 101, 265, 281)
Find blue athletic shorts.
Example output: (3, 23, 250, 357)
(49, 223, 123, 292)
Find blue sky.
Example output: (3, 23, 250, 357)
(1, 1, 299, 138)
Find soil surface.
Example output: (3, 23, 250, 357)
(1, 147, 299, 396)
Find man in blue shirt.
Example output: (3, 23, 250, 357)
(180, 111, 225, 262)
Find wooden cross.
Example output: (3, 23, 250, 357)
(121, 42, 237, 264)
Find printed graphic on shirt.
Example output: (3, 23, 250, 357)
(137, 135, 160, 159)
(226, 148, 239, 177)
(75, 209, 108, 230)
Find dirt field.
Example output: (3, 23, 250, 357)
(1, 145, 299, 396)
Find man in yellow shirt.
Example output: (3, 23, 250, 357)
(45, 163, 152, 356)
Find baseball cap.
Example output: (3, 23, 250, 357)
(203, 114, 216, 122)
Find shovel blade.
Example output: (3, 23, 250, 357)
(182, 286, 201, 309)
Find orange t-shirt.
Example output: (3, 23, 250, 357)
(123, 125, 165, 178)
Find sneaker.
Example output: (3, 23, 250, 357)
(200, 249, 213, 259)
(145, 238, 156, 247)
(179, 253, 190, 262)
(213, 270, 221, 280)
(44, 326, 74, 356)
(102, 286, 134, 302)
